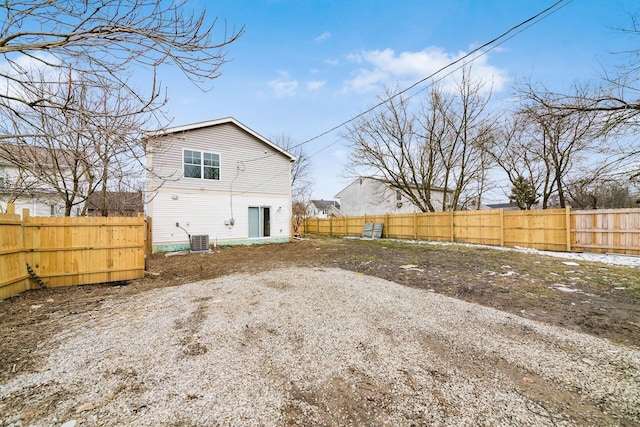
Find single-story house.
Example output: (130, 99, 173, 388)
(335, 177, 446, 216)
(145, 117, 295, 253)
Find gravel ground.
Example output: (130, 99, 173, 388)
(1, 267, 639, 426)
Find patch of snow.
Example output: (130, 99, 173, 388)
(388, 238, 640, 268)
(549, 284, 597, 297)
(399, 264, 418, 269)
(399, 264, 424, 272)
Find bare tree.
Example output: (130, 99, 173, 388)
(290, 186, 313, 235)
(484, 114, 547, 209)
(0, 68, 153, 215)
(0, 0, 243, 132)
(85, 79, 153, 216)
(517, 18, 640, 179)
(432, 67, 495, 210)
(271, 134, 313, 200)
(0, 152, 52, 212)
(0, 1, 242, 214)
(567, 177, 639, 209)
(1, 71, 96, 215)
(344, 67, 495, 212)
(270, 134, 314, 233)
(344, 87, 438, 211)
(518, 83, 613, 208)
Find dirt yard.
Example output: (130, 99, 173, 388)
(1, 236, 639, 425)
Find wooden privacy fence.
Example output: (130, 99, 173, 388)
(302, 207, 640, 255)
(0, 204, 149, 300)
(572, 209, 640, 254)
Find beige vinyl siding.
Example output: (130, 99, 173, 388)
(149, 123, 291, 195)
(146, 120, 293, 250)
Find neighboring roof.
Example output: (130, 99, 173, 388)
(335, 176, 447, 198)
(486, 202, 520, 210)
(86, 191, 144, 213)
(310, 199, 340, 210)
(0, 143, 76, 168)
(146, 117, 296, 162)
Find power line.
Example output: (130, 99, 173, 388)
(400, 0, 573, 104)
(244, 0, 571, 166)
(295, 0, 570, 150)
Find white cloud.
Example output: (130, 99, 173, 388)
(315, 32, 331, 42)
(0, 52, 60, 75)
(268, 71, 298, 97)
(332, 149, 346, 159)
(306, 80, 325, 91)
(345, 53, 362, 64)
(325, 59, 339, 66)
(343, 47, 508, 94)
(0, 53, 67, 107)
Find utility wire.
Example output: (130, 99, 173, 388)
(294, 0, 570, 149)
(242, 0, 570, 166)
(399, 0, 573, 104)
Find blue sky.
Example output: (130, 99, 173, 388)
(157, 0, 639, 202)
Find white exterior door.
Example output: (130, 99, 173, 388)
(248, 206, 271, 238)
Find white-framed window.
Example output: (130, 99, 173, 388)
(183, 149, 220, 180)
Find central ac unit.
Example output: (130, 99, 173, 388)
(190, 235, 210, 252)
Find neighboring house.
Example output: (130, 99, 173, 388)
(145, 117, 295, 253)
(335, 177, 446, 216)
(86, 191, 144, 216)
(0, 144, 84, 216)
(307, 199, 342, 218)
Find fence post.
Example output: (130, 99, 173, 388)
(330, 216, 333, 236)
(450, 210, 454, 243)
(363, 215, 367, 237)
(413, 212, 418, 240)
(145, 216, 153, 256)
(7, 203, 15, 214)
(385, 214, 389, 238)
(499, 209, 505, 247)
(565, 206, 572, 252)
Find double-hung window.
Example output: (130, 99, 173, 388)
(183, 149, 220, 180)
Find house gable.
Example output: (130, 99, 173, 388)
(336, 177, 446, 215)
(146, 117, 293, 251)
(148, 118, 294, 195)
(147, 117, 294, 161)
